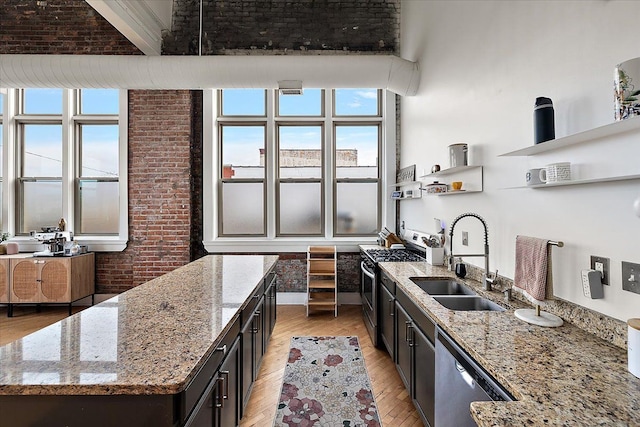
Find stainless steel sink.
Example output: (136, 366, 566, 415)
(433, 295, 506, 312)
(409, 277, 477, 295)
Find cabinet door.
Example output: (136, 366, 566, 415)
(184, 376, 217, 427)
(253, 297, 265, 372)
(379, 284, 395, 360)
(412, 325, 435, 427)
(395, 303, 411, 390)
(240, 318, 254, 412)
(264, 277, 277, 344)
(216, 339, 239, 427)
(11, 259, 39, 302)
(40, 258, 70, 302)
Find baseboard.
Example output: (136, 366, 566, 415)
(277, 292, 362, 305)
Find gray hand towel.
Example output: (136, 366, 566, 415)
(514, 235, 553, 304)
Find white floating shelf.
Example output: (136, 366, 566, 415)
(436, 189, 482, 195)
(419, 165, 483, 178)
(499, 117, 640, 157)
(502, 174, 640, 189)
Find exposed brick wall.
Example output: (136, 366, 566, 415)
(0, 0, 141, 55)
(101, 90, 193, 291)
(274, 253, 360, 293)
(163, 0, 400, 55)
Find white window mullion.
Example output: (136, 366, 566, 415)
(61, 89, 74, 231)
(266, 90, 276, 239)
(2, 89, 18, 236)
(203, 89, 216, 242)
(382, 90, 396, 232)
(324, 89, 333, 239)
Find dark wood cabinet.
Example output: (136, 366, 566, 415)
(185, 338, 240, 427)
(264, 272, 277, 345)
(395, 303, 412, 390)
(412, 319, 435, 427)
(394, 286, 436, 427)
(379, 275, 395, 360)
(241, 295, 266, 414)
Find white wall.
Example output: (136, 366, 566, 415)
(400, 0, 640, 322)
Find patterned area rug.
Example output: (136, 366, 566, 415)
(273, 336, 381, 427)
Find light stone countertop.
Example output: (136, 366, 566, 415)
(0, 254, 278, 396)
(379, 261, 640, 427)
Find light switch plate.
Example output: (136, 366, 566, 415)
(622, 261, 640, 295)
(462, 231, 468, 246)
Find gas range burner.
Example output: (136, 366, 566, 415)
(366, 249, 424, 263)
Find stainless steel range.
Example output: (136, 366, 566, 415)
(360, 229, 437, 347)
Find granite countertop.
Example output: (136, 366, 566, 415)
(379, 261, 640, 426)
(0, 254, 278, 396)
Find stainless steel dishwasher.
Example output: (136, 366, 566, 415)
(435, 327, 514, 427)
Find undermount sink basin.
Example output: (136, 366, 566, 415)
(410, 277, 477, 295)
(433, 295, 506, 312)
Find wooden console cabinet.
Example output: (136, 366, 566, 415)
(3, 253, 95, 316)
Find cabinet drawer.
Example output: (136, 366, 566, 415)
(241, 282, 265, 326)
(396, 286, 435, 344)
(381, 271, 395, 294)
(180, 319, 240, 424)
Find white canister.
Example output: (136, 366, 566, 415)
(629, 318, 640, 379)
(449, 143, 468, 168)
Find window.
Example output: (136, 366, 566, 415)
(1, 89, 128, 251)
(204, 88, 394, 251)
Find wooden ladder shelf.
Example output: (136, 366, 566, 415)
(306, 246, 337, 317)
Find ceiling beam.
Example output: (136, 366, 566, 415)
(86, 0, 173, 56)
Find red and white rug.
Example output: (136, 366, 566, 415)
(273, 336, 381, 427)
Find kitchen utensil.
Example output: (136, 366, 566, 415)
(539, 162, 571, 183)
(449, 143, 468, 168)
(452, 181, 463, 191)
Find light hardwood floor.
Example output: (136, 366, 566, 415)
(0, 304, 422, 426)
(241, 305, 422, 427)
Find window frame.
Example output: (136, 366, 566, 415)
(1, 88, 128, 252)
(203, 88, 396, 252)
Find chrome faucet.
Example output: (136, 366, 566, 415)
(448, 212, 496, 291)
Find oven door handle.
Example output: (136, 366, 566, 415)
(361, 262, 376, 279)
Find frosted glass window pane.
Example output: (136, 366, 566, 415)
(24, 89, 63, 114)
(336, 182, 378, 235)
(79, 181, 119, 234)
(222, 182, 264, 235)
(335, 89, 379, 116)
(221, 126, 265, 179)
(23, 124, 62, 177)
(0, 93, 3, 114)
(335, 125, 379, 179)
(21, 180, 62, 232)
(80, 124, 119, 177)
(279, 126, 322, 179)
(278, 89, 322, 116)
(279, 182, 322, 235)
(81, 89, 119, 114)
(221, 89, 266, 116)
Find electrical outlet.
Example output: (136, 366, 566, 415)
(462, 231, 468, 246)
(590, 256, 609, 285)
(622, 261, 640, 295)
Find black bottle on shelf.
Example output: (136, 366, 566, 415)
(534, 97, 555, 144)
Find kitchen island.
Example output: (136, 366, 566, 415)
(0, 254, 278, 426)
(380, 261, 640, 427)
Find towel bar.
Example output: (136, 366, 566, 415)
(548, 240, 564, 247)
